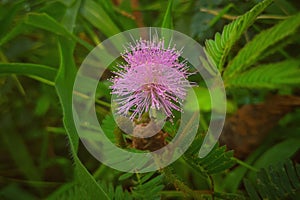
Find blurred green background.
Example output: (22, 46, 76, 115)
(1, 0, 300, 199)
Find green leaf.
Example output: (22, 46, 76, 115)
(184, 137, 235, 175)
(0, 23, 28, 46)
(54, 36, 109, 199)
(139, 172, 156, 184)
(205, 0, 273, 70)
(208, 3, 234, 27)
(26, 13, 70, 36)
(0, 121, 41, 182)
(244, 160, 300, 200)
(161, 0, 173, 29)
(102, 114, 117, 143)
(56, 0, 76, 7)
(98, 182, 133, 200)
(0, 184, 37, 200)
(244, 179, 260, 200)
(80, 0, 120, 37)
(221, 131, 287, 193)
(225, 12, 300, 78)
(34, 94, 51, 116)
(118, 173, 134, 181)
(132, 174, 164, 200)
(116, 0, 138, 30)
(0, 0, 23, 38)
(285, 160, 300, 189)
(251, 138, 300, 171)
(25, 13, 93, 51)
(61, 0, 81, 32)
(214, 191, 246, 200)
(0, 63, 57, 85)
(226, 60, 300, 89)
(47, 182, 87, 200)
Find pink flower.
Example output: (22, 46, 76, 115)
(110, 39, 191, 120)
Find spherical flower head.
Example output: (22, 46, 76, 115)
(110, 39, 191, 120)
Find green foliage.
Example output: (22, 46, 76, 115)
(1, 126, 41, 182)
(214, 192, 246, 200)
(48, 180, 133, 200)
(252, 139, 300, 169)
(184, 135, 235, 175)
(226, 60, 300, 88)
(131, 173, 164, 200)
(205, 0, 273, 70)
(244, 160, 300, 200)
(52, 2, 110, 199)
(0, 0, 300, 199)
(80, 0, 120, 37)
(47, 182, 88, 200)
(0, 184, 37, 200)
(0, 0, 23, 38)
(224, 12, 300, 78)
(55, 37, 110, 199)
(0, 63, 56, 85)
(102, 114, 117, 143)
(99, 182, 133, 200)
(161, 0, 174, 29)
(25, 12, 93, 51)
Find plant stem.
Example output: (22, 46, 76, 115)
(200, 8, 289, 20)
(231, 157, 259, 172)
(162, 167, 209, 200)
(93, 164, 108, 179)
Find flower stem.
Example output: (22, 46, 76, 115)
(231, 157, 259, 172)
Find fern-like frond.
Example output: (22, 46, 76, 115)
(205, 0, 273, 71)
(225, 60, 300, 89)
(48, 178, 133, 200)
(131, 174, 164, 200)
(98, 182, 133, 200)
(244, 159, 300, 200)
(225, 13, 300, 78)
(184, 135, 235, 175)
